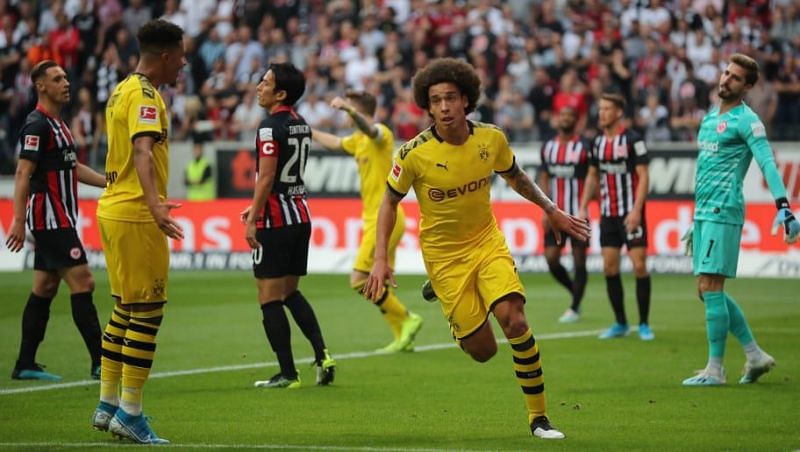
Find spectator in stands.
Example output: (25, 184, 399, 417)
(637, 92, 672, 143)
(497, 89, 536, 143)
(184, 138, 215, 201)
(231, 89, 264, 143)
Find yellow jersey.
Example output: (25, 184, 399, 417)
(98, 73, 170, 222)
(341, 123, 395, 222)
(387, 121, 515, 262)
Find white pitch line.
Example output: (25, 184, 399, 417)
(0, 329, 603, 396)
(0, 441, 491, 451)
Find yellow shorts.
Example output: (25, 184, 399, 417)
(98, 217, 169, 304)
(424, 232, 525, 340)
(353, 207, 406, 273)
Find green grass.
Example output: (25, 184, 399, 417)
(0, 270, 798, 451)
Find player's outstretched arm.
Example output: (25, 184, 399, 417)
(500, 162, 591, 243)
(310, 128, 344, 152)
(5, 159, 35, 252)
(331, 96, 380, 139)
(744, 118, 799, 243)
(133, 135, 183, 240)
(363, 189, 401, 302)
(77, 163, 107, 188)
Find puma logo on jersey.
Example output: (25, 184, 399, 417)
(436, 161, 448, 170)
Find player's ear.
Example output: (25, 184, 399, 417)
(275, 89, 287, 103)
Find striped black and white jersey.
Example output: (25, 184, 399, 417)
(17, 104, 80, 231)
(590, 128, 649, 218)
(254, 105, 312, 229)
(539, 135, 590, 215)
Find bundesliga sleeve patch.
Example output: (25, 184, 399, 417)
(391, 161, 402, 182)
(633, 141, 647, 156)
(138, 105, 158, 124)
(751, 121, 766, 137)
(23, 135, 40, 151)
(259, 127, 273, 141)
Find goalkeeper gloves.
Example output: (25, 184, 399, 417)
(681, 224, 693, 256)
(772, 198, 800, 244)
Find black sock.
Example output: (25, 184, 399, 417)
(283, 290, 326, 363)
(70, 292, 102, 367)
(260, 302, 296, 379)
(547, 261, 573, 294)
(571, 266, 588, 312)
(16, 293, 53, 369)
(605, 275, 627, 325)
(636, 276, 652, 325)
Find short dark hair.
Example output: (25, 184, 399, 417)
(269, 63, 306, 106)
(31, 60, 59, 84)
(412, 58, 480, 114)
(137, 19, 184, 55)
(729, 53, 759, 86)
(600, 92, 626, 111)
(345, 90, 377, 116)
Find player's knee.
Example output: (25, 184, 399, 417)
(34, 280, 59, 298)
(81, 274, 95, 293)
(545, 256, 560, 271)
(632, 263, 648, 278)
(467, 343, 497, 363)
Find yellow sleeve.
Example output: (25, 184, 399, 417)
(373, 123, 393, 147)
(387, 151, 416, 196)
(126, 86, 163, 142)
(340, 133, 357, 156)
(493, 129, 515, 173)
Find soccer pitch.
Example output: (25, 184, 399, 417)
(0, 270, 797, 451)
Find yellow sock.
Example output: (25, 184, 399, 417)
(120, 306, 163, 416)
(509, 328, 546, 424)
(100, 307, 130, 405)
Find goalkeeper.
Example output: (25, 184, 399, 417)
(682, 53, 800, 386)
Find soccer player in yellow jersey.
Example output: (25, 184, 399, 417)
(363, 58, 591, 440)
(91, 19, 186, 444)
(311, 90, 423, 353)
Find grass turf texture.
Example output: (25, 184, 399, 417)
(0, 270, 797, 451)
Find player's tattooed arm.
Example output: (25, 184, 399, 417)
(499, 162, 556, 213)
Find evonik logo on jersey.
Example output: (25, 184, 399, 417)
(427, 176, 491, 202)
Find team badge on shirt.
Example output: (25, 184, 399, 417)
(716, 121, 727, 133)
(23, 135, 40, 151)
(478, 144, 489, 161)
(391, 161, 402, 182)
(139, 106, 158, 124)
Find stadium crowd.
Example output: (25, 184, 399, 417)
(0, 0, 799, 174)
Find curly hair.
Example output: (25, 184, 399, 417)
(412, 58, 481, 114)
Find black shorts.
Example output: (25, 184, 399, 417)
(600, 215, 648, 249)
(252, 223, 311, 278)
(32, 228, 88, 271)
(544, 228, 589, 248)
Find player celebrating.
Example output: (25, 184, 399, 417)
(243, 63, 336, 389)
(363, 58, 591, 440)
(6, 60, 106, 382)
(682, 54, 799, 386)
(538, 106, 590, 323)
(311, 90, 423, 353)
(580, 93, 654, 341)
(91, 19, 186, 444)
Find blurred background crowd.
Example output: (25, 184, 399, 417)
(1, 0, 799, 174)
